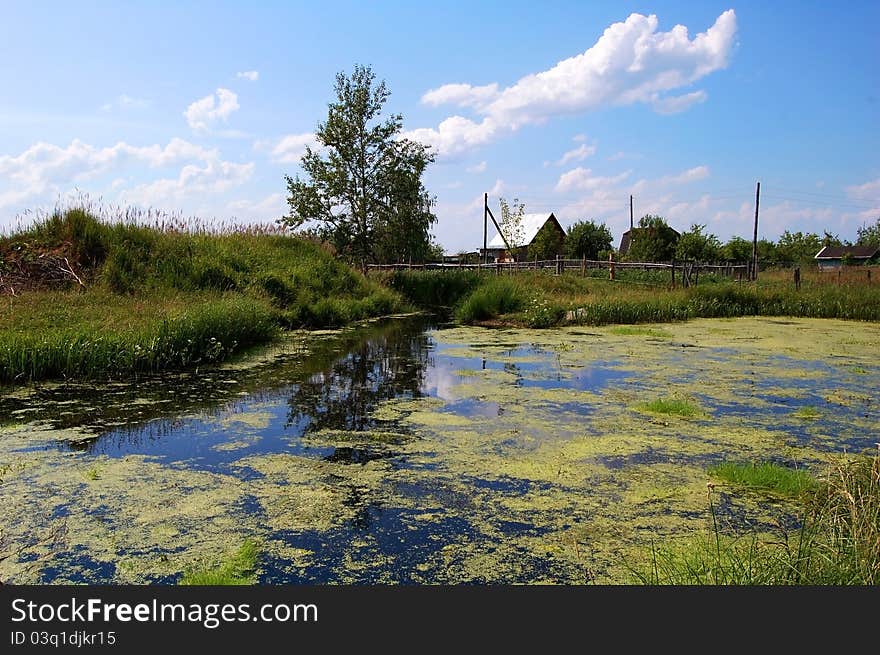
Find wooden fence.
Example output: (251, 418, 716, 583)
(369, 257, 750, 288)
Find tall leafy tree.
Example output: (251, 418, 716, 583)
(856, 218, 880, 246)
(722, 236, 753, 261)
(674, 224, 721, 261)
(625, 215, 679, 262)
(282, 65, 436, 269)
(565, 219, 612, 260)
(776, 230, 823, 264)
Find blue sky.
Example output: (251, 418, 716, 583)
(1, 1, 877, 252)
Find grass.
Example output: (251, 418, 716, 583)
(709, 461, 818, 498)
(0, 206, 405, 382)
(454, 278, 527, 323)
(632, 449, 880, 584)
(609, 326, 672, 337)
(638, 397, 702, 417)
(83, 465, 102, 481)
(793, 406, 822, 420)
(179, 539, 260, 585)
(385, 268, 880, 327)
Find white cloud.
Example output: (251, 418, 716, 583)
(119, 159, 254, 206)
(847, 177, 880, 201)
(556, 167, 631, 192)
(228, 193, 285, 220)
(0, 137, 257, 219)
(555, 143, 597, 167)
(651, 90, 707, 114)
(256, 133, 320, 164)
(408, 10, 736, 156)
(236, 71, 259, 81)
(184, 88, 240, 131)
(421, 83, 499, 109)
(466, 161, 487, 174)
(664, 165, 710, 184)
(404, 116, 499, 159)
(846, 177, 880, 221)
(0, 138, 220, 208)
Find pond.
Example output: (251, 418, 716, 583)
(1, 316, 878, 583)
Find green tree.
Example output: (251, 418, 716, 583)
(674, 223, 721, 261)
(498, 197, 525, 260)
(821, 231, 844, 248)
(721, 236, 752, 261)
(856, 218, 880, 246)
(565, 219, 612, 260)
(282, 65, 436, 269)
(776, 230, 823, 264)
(625, 214, 679, 262)
(528, 222, 565, 260)
(757, 239, 779, 265)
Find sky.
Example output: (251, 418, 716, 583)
(1, 1, 878, 252)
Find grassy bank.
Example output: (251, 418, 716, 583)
(633, 451, 880, 584)
(0, 207, 404, 383)
(383, 269, 880, 327)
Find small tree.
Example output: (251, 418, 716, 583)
(565, 220, 612, 260)
(856, 218, 880, 247)
(498, 197, 525, 261)
(281, 65, 436, 269)
(625, 215, 679, 262)
(674, 224, 721, 262)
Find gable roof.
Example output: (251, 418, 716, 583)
(815, 245, 879, 259)
(618, 226, 681, 255)
(487, 213, 560, 248)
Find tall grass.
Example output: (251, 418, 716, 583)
(0, 295, 276, 383)
(709, 461, 818, 498)
(0, 207, 406, 382)
(454, 278, 528, 323)
(378, 269, 484, 307)
(633, 450, 880, 584)
(179, 539, 260, 586)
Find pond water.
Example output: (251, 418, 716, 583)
(1, 316, 878, 583)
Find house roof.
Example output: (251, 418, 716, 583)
(814, 245, 879, 259)
(487, 213, 559, 248)
(618, 226, 681, 255)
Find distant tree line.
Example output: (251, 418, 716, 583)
(543, 214, 880, 265)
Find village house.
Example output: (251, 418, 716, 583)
(480, 212, 565, 262)
(814, 245, 880, 270)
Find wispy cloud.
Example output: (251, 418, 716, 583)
(255, 133, 319, 164)
(236, 71, 259, 81)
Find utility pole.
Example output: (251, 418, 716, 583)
(751, 181, 760, 281)
(629, 195, 634, 231)
(483, 193, 488, 266)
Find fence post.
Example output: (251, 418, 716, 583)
(608, 251, 615, 281)
(581, 256, 586, 277)
(671, 260, 675, 289)
(794, 266, 801, 291)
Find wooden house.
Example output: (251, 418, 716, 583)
(480, 213, 565, 262)
(814, 245, 880, 269)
